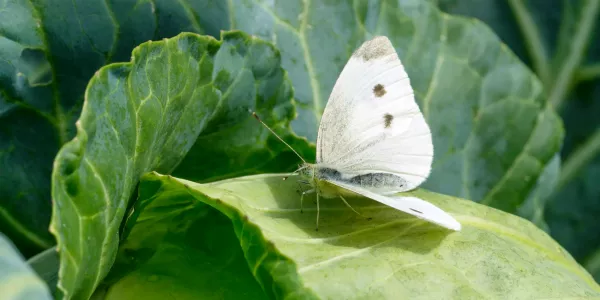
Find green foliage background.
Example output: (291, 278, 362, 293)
(0, 0, 599, 298)
(439, 0, 600, 281)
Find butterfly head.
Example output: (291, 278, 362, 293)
(296, 163, 316, 180)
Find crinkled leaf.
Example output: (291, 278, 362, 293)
(0, 233, 52, 299)
(440, 0, 600, 278)
(0, 0, 167, 254)
(1, 0, 563, 257)
(50, 31, 310, 299)
(0, 0, 292, 255)
(105, 172, 600, 299)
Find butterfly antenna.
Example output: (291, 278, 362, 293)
(251, 111, 307, 164)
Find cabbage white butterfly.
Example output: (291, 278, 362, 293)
(253, 36, 461, 231)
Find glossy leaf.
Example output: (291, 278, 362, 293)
(1, 0, 563, 257)
(0, 233, 52, 299)
(107, 172, 600, 299)
(0, 0, 175, 255)
(50, 31, 309, 299)
(0, 0, 57, 255)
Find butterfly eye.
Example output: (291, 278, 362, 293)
(373, 84, 386, 97)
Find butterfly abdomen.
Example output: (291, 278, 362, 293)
(346, 173, 407, 189)
(316, 166, 408, 191)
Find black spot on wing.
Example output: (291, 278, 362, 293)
(384, 114, 393, 128)
(373, 84, 386, 97)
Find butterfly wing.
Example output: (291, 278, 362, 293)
(316, 36, 433, 192)
(327, 179, 461, 231)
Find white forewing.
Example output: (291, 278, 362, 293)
(316, 36, 433, 191)
(328, 180, 461, 231)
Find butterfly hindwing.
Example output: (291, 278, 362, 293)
(316, 36, 433, 192)
(327, 179, 461, 231)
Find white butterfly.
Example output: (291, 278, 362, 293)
(253, 36, 461, 231)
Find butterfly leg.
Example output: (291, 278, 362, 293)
(338, 195, 363, 216)
(315, 192, 320, 231)
(296, 179, 312, 213)
(296, 180, 310, 193)
(296, 181, 305, 194)
(300, 188, 315, 214)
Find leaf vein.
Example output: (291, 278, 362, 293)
(298, 0, 322, 120)
(297, 222, 421, 273)
(421, 14, 448, 118)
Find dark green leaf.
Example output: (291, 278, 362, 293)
(517, 154, 561, 231)
(1, 0, 563, 258)
(584, 248, 600, 282)
(110, 172, 600, 299)
(50, 31, 309, 299)
(0, 0, 159, 254)
(0, 0, 57, 255)
(439, 0, 600, 278)
(0, 0, 229, 256)
(0, 232, 52, 299)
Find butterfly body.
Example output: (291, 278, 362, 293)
(297, 164, 354, 199)
(298, 163, 408, 198)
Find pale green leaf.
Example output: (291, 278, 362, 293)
(106, 172, 600, 299)
(0, 233, 52, 299)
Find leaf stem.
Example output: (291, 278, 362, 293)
(557, 128, 600, 191)
(507, 0, 550, 82)
(575, 63, 600, 83)
(548, 0, 600, 110)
